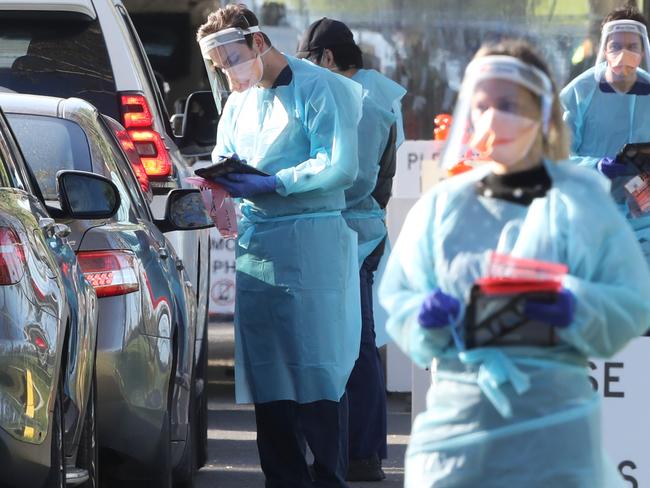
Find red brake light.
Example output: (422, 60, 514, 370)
(112, 126, 152, 195)
(129, 129, 173, 177)
(121, 94, 153, 128)
(119, 92, 172, 178)
(0, 227, 25, 285)
(77, 250, 139, 298)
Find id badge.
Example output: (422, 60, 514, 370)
(624, 172, 650, 217)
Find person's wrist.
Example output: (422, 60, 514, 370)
(267, 175, 278, 193)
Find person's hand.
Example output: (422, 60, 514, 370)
(418, 289, 461, 329)
(214, 173, 277, 198)
(597, 156, 627, 179)
(524, 288, 575, 329)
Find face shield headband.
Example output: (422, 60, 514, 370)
(199, 26, 262, 60)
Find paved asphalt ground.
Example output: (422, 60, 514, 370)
(194, 321, 409, 488)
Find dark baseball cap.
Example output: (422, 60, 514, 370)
(296, 18, 356, 58)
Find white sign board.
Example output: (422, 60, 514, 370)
(394, 140, 438, 198)
(591, 337, 650, 487)
(208, 230, 236, 317)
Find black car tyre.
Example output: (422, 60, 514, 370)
(45, 374, 66, 488)
(78, 373, 98, 488)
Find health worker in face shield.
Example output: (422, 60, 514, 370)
(561, 6, 650, 261)
(196, 5, 363, 488)
(380, 39, 650, 487)
(296, 18, 406, 483)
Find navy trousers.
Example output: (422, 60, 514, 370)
(255, 397, 349, 488)
(346, 250, 388, 460)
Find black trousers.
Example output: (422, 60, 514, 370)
(346, 250, 388, 460)
(255, 397, 349, 488)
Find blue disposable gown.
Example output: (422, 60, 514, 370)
(344, 70, 405, 264)
(353, 69, 407, 147)
(379, 160, 650, 487)
(215, 55, 363, 404)
(561, 66, 650, 261)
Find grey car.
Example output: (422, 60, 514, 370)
(0, 92, 213, 487)
(0, 10, 212, 461)
(0, 107, 123, 487)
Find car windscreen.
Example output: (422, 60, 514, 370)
(6, 113, 91, 200)
(0, 13, 119, 119)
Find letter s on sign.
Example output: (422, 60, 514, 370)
(619, 460, 638, 488)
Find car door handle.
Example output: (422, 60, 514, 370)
(158, 247, 169, 260)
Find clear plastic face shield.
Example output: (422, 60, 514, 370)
(440, 55, 553, 170)
(199, 26, 269, 112)
(595, 20, 650, 89)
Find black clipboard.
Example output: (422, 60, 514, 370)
(194, 156, 270, 180)
(463, 285, 558, 349)
(619, 142, 650, 171)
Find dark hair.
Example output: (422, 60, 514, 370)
(602, 4, 648, 29)
(310, 43, 364, 70)
(474, 39, 569, 161)
(197, 3, 271, 48)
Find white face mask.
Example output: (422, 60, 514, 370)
(469, 108, 540, 168)
(225, 46, 272, 92)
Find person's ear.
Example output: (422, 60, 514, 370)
(253, 32, 265, 52)
(322, 49, 336, 69)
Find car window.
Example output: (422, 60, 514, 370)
(6, 113, 134, 223)
(6, 114, 91, 199)
(0, 13, 119, 119)
(128, 12, 192, 83)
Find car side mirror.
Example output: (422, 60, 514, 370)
(56, 170, 121, 219)
(155, 189, 213, 233)
(176, 91, 219, 155)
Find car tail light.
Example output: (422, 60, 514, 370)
(0, 227, 25, 285)
(112, 125, 152, 196)
(119, 93, 172, 178)
(76, 250, 139, 298)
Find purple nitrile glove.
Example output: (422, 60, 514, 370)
(214, 173, 277, 198)
(418, 289, 461, 329)
(524, 288, 576, 329)
(597, 156, 627, 179)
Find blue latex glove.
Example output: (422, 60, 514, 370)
(597, 156, 627, 179)
(524, 288, 576, 329)
(418, 289, 461, 329)
(214, 173, 277, 198)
